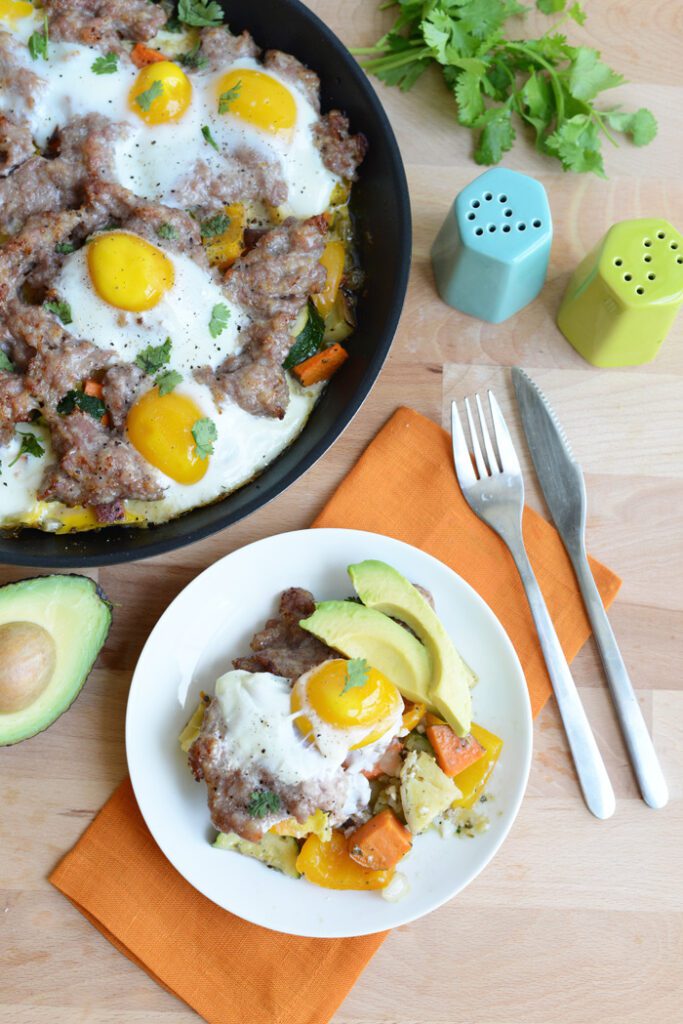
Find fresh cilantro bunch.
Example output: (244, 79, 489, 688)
(355, 0, 656, 175)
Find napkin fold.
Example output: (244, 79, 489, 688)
(51, 407, 621, 1024)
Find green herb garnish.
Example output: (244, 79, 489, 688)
(355, 0, 657, 176)
(156, 369, 183, 396)
(247, 789, 281, 819)
(135, 79, 164, 114)
(28, 14, 48, 61)
(91, 52, 118, 75)
(179, 39, 209, 70)
(191, 417, 217, 459)
(135, 337, 172, 375)
(178, 0, 224, 27)
(0, 351, 14, 372)
(340, 658, 370, 695)
(200, 212, 230, 239)
(282, 301, 325, 370)
(156, 222, 179, 241)
(209, 303, 230, 338)
(56, 390, 106, 420)
(218, 81, 242, 114)
(44, 299, 72, 325)
(55, 241, 76, 255)
(9, 430, 45, 467)
(201, 124, 220, 151)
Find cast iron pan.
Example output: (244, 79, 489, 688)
(0, 0, 411, 567)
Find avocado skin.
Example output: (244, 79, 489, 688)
(348, 560, 472, 736)
(0, 574, 112, 746)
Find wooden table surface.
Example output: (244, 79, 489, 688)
(2, 2, 682, 1022)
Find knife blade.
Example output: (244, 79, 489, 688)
(512, 367, 668, 810)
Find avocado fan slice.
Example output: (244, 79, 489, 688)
(0, 575, 111, 746)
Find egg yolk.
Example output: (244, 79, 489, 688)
(127, 388, 209, 485)
(216, 69, 296, 136)
(129, 62, 192, 125)
(292, 660, 401, 750)
(0, 0, 33, 23)
(87, 232, 174, 312)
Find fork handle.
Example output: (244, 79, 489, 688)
(511, 546, 616, 820)
(567, 544, 668, 810)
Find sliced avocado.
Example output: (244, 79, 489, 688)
(349, 560, 472, 736)
(213, 831, 301, 879)
(299, 600, 432, 705)
(0, 575, 111, 746)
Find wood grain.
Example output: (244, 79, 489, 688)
(1, 1, 682, 1021)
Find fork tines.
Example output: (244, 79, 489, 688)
(451, 391, 521, 484)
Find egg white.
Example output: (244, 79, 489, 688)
(55, 241, 247, 376)
(0, 19, 339, 218)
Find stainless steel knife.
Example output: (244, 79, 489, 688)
(512, 367, 668, 810)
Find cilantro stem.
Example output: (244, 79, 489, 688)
(505, 41, 565, 124)
(359, 46, 431, 71)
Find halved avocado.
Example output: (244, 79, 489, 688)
(0, 575, 111, 746)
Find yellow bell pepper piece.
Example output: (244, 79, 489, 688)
(204, 203, 246, 270)
(271, 809, 331, 842)
(402, 701, 426, 732)
(451, 722, 503, 809)
(296, 831, 394, 890)
(312, 240, 345, 316)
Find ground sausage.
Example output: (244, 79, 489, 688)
(313, 110, 368, 181)
(45, 0, 166, 52)
(233, 587, 336, 678)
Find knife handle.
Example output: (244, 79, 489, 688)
(568, 544, 669, 810)
(511, 545, 616, 820)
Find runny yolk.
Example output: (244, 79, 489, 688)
(216, 68, 297, 136)
(292, 659, 401, 750)
(0, 1, 33, 24)
(127, 388, 209, 485)
(129, 61, 192, 125)
(87, 232, 174, 312)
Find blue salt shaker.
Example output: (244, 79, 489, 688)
(431, 168, 552, 323)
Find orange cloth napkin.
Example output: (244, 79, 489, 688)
(50, 406, 621, 1024)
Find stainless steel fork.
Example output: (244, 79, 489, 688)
(451, 392, 616, 820)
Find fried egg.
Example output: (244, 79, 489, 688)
(291, 659, 404, 765)
(55, 232, 246, 374)
(0, 15, 339, 218)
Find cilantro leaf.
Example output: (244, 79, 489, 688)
(44, 299, 72, 325)
(536, 0, 566, 12)
(135, 337, 172, 374)
(9, 430, 45, 467)
(191, 417, 217, 459)
(28, 14, 48, 61)
(135, 79, 164, 114)
(92, 52, 118, 75)
(200, 212, 230, 239)
(178, 0, 224, 27)
(473, 106, 515, 165)
(339, 658, 370, 696)
(282, 301, 325, 370)
(156, 369, 183, 396)
(0, 350, 14, 372)
(201, 124, 220, 151)
(568, 2, 587, 25)
(454, 69, 485, 127)
(55, 241, 76, 255)
(247, 789, 281, 819)
(179, 39, 208, 70)
(218, 81, 242, 114)
(568, 47, 623, 102)
(156, 222, 179, 241)
(57, 389, 106, 420)
(604, 107, 657, 147)
(209, 303, 230, 338)
(545, 114, 605, 175)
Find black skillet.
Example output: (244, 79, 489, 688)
(0, 0, 411, 567)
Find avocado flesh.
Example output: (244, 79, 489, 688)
(348, 560, 472, 736)
(299, 600, 432, 705)
(0, 575, 111, 746)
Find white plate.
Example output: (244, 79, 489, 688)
(126, 529, 532, 937)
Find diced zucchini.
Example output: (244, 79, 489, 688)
(213, 831, 301, 879)
(178, 696, 207, 752)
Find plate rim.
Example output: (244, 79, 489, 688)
(126, 527, 533, 937)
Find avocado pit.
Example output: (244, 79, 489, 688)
(0, 621, 56, 713)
